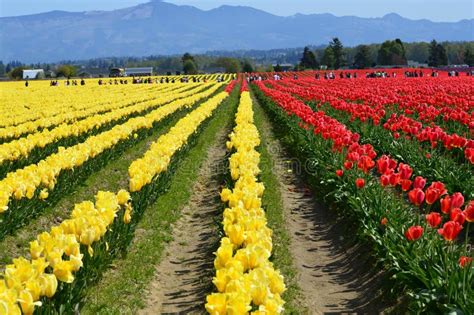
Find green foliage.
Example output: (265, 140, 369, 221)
(215, 57, 242, 73)
(181, 52, 195, 64)
(56, 65, 77, 78)
(183, 59, 198, 75)
(241, 59, 254, 73)
(8, 66, 26, 80)
(299, 46, 319, 69)
(377, 39, 408, 65)
(273, 64, 283, 72)
(428, 40, 448, 67)
(0, 61, 5, 77)
(329, 37, 345, 69)
(321, 46, 335, 69)
(353, 45, 373, 69)
(464, 47, 474, 66)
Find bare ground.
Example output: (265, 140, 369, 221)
(258, 104, 388, 314)
(139, 128, 228, 315)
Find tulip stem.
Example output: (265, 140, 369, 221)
(465, 223, 470, 255)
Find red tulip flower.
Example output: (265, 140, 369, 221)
(413, 176, 427, 189)
(401, 179, 412, 192)
(355, 178, 365, 189)
(389, 173, 401, 186)
(398, 163, 413, 180)
(459, 256, 473, 268)
(451, 192, 465, 209)
(425, 212, 442, 228)
(438, 221, 463, 241)
(408, 188, 425, 206)
(381, 217, 388, 226)
(428, 181, 447, 196)
(440, 196, 452, 214)
(450, 208, 466, 225)
(463, 201, 474, 222)
(336, 169, 344, 177)
(343, 161, 353, 170)
(380, 175, 390, 186)
(425, 187, 441, 205)
(405, 226, 423, 241)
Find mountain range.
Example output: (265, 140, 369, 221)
(0, 0, 472, 63)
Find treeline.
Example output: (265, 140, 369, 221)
(296, 38, 474, 70)
(2, 40, 473, 79)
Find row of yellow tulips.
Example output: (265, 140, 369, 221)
(0, 73, 230, 130)
(0, 82, 224, 214)
(129, 89, 230, 192)
(0, 84, 178, 141)
(0, 84, 159, 133)
(205, 90, 286, 314)
(0, 189, 132, 314)
(0, 81, 234, 314)
(0, 83, 205, 168)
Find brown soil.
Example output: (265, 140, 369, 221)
(139, 129, 228, 315)
(258, 105, 389, 314)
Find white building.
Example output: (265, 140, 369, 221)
(23, 69, 45, 79)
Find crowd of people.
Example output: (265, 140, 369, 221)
(49, 79, 86, 86)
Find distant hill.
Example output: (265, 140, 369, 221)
(0, 0, 472, 62)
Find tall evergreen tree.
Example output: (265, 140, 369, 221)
(299, 47, 319, 69)
(428, 40, 448, 66)
(321, 46, 335, 69)
(464, 48, 474, 66)
(329, 38, 345, 69)
(353, 45, 372, 69)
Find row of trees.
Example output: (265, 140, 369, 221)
(299, 38, 474, 70)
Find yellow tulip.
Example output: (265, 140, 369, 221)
(38, 274, 58, 298)
(18, 289, 40, 315)
(38, 189, 49, 200)
(205, 293, 227, 315)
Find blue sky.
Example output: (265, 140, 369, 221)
(0, 0, 473, 21)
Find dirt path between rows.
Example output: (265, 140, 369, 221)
(139, 128, 228, 314)
(257, 102, 388, 314)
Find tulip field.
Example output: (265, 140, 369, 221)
(0, 70, 473, 314)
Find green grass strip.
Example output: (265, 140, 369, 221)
(251, 92, 306, 315)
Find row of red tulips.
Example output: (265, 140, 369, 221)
(266, 78, 474, 164)
(252, 80, 473, 312)
(280, 76, 473, 138)
(261, 79, 474, 202)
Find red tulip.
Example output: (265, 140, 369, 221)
(401, 179, 412, 192)
(463, 201, 474, 222)
(440, 196, 452, 214)
(459, 256, 473, 268)
(438, 221, 463, 241)
(336, 169, 344, 177)
(451, 192, 465, 209)
(381, 217, 388, 226)
(397, 163, 413, 180)
(343, 161, 353, 170)
(376, 155, 390, 174)
(408, 188, 425, 206)
(389, 173, 401, 186)
(450, 208, 466, 225)
(357, 156, 375, 173)
(425, 187, 441, 205)
(425, 212, 442, 228)
(355, 178, 365, 189)
(405, 226, 423, 241)
(428, 181, 447, 196)
(413, 176, 426, 189)
(380, 175, 390, 187)
(465, 148, 474, 164)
